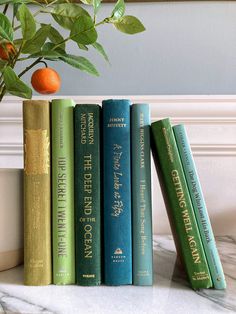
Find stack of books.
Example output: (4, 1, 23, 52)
(23, 99, 226, 290)
(23, 99, 153, 287)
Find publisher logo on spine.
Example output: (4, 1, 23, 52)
(111, 248, 126, 263)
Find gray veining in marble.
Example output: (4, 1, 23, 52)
(0, 235, 235, 314)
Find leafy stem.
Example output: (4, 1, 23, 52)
(3, 4, 9, 15)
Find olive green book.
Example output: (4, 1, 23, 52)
(52, 99, 75, 284)
(151, 118, 212, 289)
(23, 100, 52, 286)
(74, 104, 101, 285)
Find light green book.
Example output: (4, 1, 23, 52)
(51, 99, 75, 284)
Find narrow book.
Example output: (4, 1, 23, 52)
(131, 104, 153, 285)
(151, 118, 212, 289)
(74, 104, 101, 285)
(173, 124, 226, 289)
(23, 100, 52, 285)
(103, 99, 132, 285)
(51, 99, 75, 284)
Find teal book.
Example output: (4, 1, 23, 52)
(151, 118, 212, 289)
(173, 124, 226, 289)
(103, 99, 132, 285)
(74, 104, 101, 285)
(131, 104, 153, 286)
(51, 99, 75, 284)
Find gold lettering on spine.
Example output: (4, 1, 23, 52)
(81, 154, 93, 259)
(24, 129, 50, 175)
(112, 144, 124, 217)
(171, 169, 201, 264)
(57, 157, 67, 257)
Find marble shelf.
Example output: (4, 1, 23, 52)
(0, 235, 235, 314)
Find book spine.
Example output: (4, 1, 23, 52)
(173, 124, 226, 289)
(74, 104, 101, 285)
(23, 100, 52, 285)
(131, 104, 153, 286)
(151, 118, 212, 289)
(102, 99, 132, 285)
(52, 99, 75, 284)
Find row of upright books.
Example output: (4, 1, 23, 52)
(23, 98, 226, 290)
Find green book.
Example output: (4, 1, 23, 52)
(52, 99, 75, 284)
(131, 104, 153, 285)
(151, 118, 212, 289)
(23, 100, 52, 286)
(74, 104, 101, 285)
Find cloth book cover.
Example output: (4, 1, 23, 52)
(173, 124, 226, 289)
(23, 100, 52, 286)
(102, 99, 132, 285)
(51, 99, 75, 284)
(151, 118, 212, 289)
(74, 104, 101, 285)
(131, 103, 153, 286)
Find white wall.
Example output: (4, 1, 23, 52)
(0, 96, 235, 235)
(14, 1, 236, 95)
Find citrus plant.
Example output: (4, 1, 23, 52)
(0, 0, 145, 99)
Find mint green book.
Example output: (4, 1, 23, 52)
(131, 104, 153, 285)
(51, 99, 75, 284)
(173, 124, 226, 289)
(151, 118, 212, 289)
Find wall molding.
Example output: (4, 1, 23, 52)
(0, 95, 235, 167)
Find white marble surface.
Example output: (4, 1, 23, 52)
(0, 235, 235, 314)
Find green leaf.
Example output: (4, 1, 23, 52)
(80, 0, 93, 4)
(29, 43, 64, 60)
(78, 43, 88, 51)
(114, 16, 145, 34)
(3, 66, 32, 99)
(17, 4, 36, 40)
(48, 25, 66, 51)
(1, 0, 39, 4)
(92, 42, 109, 63)
(22, 24, 51, 54)
(0, 13, 13, 42)
(70, 15, 97, 45)
(47, 3, 89, 30)
(0, 60, 7, 72)
(111, 0, 125, 20)
(60, 54, 99, 76)
(93, 0, 101, 15)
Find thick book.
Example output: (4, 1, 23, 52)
(51, 99, 75, 284)
(151, 118, 212, 289)
(102, 99, 132, 285)
(173, 124, 226, 289)
(131, 104, 153, 285)
(23, 100, 52, 285)
(74, 104, 101, 285)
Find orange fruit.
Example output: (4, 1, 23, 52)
(31, 67, 61, 94)
(0, 43, 16, 60)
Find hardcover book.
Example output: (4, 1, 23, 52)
(173, 124, 226, 289)
(23, 100, 52, 285)
(51, 99, 75, 285)
(74, 104, 101, 285)
(151, 118, 212, 289)
(131, 104, 153, 286)
(102, 99, 132, 285)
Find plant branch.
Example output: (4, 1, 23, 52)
(18, 57, 43, 78)
(3, 4, 9, 15)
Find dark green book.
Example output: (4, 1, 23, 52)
(151, 118, 212, 289)
(51, 99, 75, 285)
(74, 104, 101, 285)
